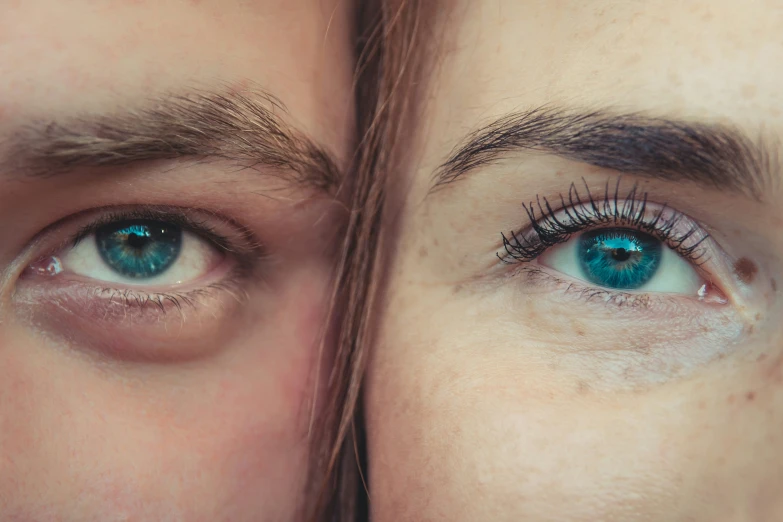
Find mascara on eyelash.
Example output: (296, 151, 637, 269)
(499, 179, 710, 265)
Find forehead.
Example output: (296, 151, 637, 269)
(0, 0, 353, 157)
(429, 1, 781, 146)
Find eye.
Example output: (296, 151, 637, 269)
(56, 219, 223, 286)
(498, 181, 732, 304)
(15, 206, 265, 360)
(539, 227, 702, 294)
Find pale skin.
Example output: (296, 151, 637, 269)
(0, 1, 353, 521)
(367, 2, 783, 521)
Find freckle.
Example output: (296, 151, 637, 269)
(572, 321, 586, 336)
(771, 278, 777, 292)
(727, 394, 735, 404)
(757, 353, 768, 362)
(755, 313, 762, 321)
(433, 238, 439, 246)
(764, 354, 783, 383)
(746, 391, 756, 402)
(452, 284, 462, 294)
(667, 69, 682, 86)
(418, 246, 428, 258)
(577, 381, 590, 394)
(740, 84, 757, 100)
(698, 400, 706, 410)
(733, 257, 758, 284)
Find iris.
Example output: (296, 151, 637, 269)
(578, 228, 662, 289)
(96, 220, 182, 279)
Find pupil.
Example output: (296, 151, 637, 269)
(577, 228, 662, 290)
(126, 232, 149, 250)
(96, 220, 182, 279)
(611, 248, 631, 262)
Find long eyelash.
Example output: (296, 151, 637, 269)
(500, 179, 710, 264)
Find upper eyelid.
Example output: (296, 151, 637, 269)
(498, 184, 713, 265)
(71, 209, 230, 251)
(25, 205, 263, 267)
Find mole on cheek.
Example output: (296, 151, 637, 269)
(733, 257, 758, 284)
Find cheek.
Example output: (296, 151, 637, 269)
(0, 267, 332, 519)
(368, 357, 670, 521)
(367, 331, 783, 522)
(157, 267, 332, 511)
(265, 265, 333, 415)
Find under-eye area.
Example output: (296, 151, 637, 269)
(12, 205, 262, 361)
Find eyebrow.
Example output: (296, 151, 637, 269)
(433, 106, 773, 198)
(2, 89, 341, 193)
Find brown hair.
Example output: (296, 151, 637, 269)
(306, 0, 434, 520)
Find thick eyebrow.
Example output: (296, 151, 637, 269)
(2, 89, 341, 193)
(433, 106, 773, 199)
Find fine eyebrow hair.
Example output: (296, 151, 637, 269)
(3, 89, 341, 193)
(433, 106, 774, 198)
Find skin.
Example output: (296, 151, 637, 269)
(367, 1, 783, 521)
(0, 1, 352, 521)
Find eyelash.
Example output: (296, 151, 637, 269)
(499, 179, 710, 265)
(78, 274, 250, 315)
(69, 207, 254, 255)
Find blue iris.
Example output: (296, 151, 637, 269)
(578, 228, 662, 289)
(96, 220, 182, 279)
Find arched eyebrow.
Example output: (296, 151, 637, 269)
(432, 106, 774, 200)
(2, 89, 341, 194)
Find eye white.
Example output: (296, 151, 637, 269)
(60, 230, 221, 287)
(539, 232, 702, 294)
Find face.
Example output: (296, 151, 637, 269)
(367, 1, 783, 520)
(0, 1, 352, 520)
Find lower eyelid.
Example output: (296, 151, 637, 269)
(515, 263, 727, 310)
(11, 269, 251, 362)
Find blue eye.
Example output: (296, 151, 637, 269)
(96, 221, 182, 279)
(578, 228, 662, 290)
(538, 225, 702, 295)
